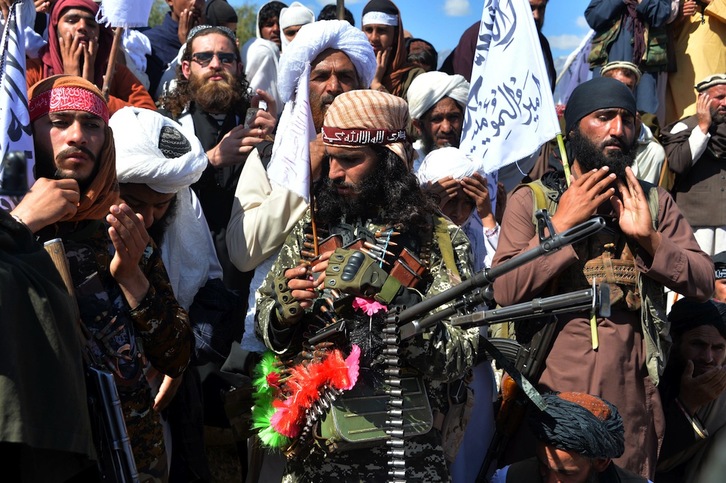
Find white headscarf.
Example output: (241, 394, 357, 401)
(110, 106, 219, 310)
(406, 71, 470, 120)
(417, 147, 488, 272)
(277, 20, 376, 103)
(268, 20, 377, 200)
(279, 2, 315, 50)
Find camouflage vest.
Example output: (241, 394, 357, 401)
(587, 16, 668, 73)
(523, 180, 670, 385)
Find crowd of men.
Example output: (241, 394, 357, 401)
(2, 0, 726, 482)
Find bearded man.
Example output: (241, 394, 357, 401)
(160, 25, 276, 288)
(492, 76, 714, 478)
(405, 71, 469, 169)
(254, 90, 479, 481)
(661, 74, 726, 255)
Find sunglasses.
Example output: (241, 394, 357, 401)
(191, 51, 237, 67)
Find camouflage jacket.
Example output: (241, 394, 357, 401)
(40, 219, 192, 480)
(255, 211, 480, 481)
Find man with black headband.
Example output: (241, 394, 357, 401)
(254, 90, 478, 481)
(493, 392, 649, 482)
(492, 76, 714, 478)
(657, 299, 726, 483)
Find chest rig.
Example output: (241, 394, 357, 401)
(301, 220, 435, 459)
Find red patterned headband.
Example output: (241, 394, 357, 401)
(29, 86, 109, 123)
(321, 127, 406, 147)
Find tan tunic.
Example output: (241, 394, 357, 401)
(491, 185, 714, 478)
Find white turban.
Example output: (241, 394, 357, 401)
(406, 71, 470, 120)
(280, 2, 315, 50)
(110, 107, 219, 310)
(417, 147, 491, 272)
(111, 107, 207, 193)
(416, 147, 483, 184)
(277, 20, 376, 103)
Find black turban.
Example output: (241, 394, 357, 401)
(564, 77, 637, 135)
(528, 392, 625, 459)
(669, 298, 726, 340)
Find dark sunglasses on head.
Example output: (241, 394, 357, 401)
(191, 51, 237, 67)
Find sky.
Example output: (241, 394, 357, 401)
(229, 0, 594, 61)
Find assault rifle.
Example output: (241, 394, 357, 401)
(394, 212, 607, 340)
(386, 211, 611, 481)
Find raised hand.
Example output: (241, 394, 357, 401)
(370, 48, 391, 91)
(59, 31, 84, 77)
(461, 172, 496, 228)
(679, 360, 726, 414)
(10, 177, 81, 233)
(424, 176, 460, 212)
(551, 167, 616, 233)
(697, 91, 713, 134)
(107, 203, 151, 308)
(611, 166, 661, 255)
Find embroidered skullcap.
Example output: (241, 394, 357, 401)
(323, 90, 413, 168)
(362, 0, 398, 26)
(186, 24, 238, 46)
(277, 20, 376, 102)
(601, 60, 642, 85)
(110, 107, 206, 194)
(669, 299, 726, 340)
(564, 77, 636, 135)
(528, 392, 625, 459)
(695, 73, 726, 93)
(28, 75, 119, 221)
(407, 71, 469, 120)
(110, 106, 211, 310)
(29, 73, 109, 123)
(714, 251, 726, 280)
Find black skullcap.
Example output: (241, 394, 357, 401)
(528, 392, 625, 459)
(564, 77, 637, 135)
(158, 125, 192, 159)
(714, 251, 726, 280)
(205, 0, 238, 26)
(669, 298, 726, 340)
(363, 0, 399, 16)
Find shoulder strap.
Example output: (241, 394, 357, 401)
(434, 216, 461, 280)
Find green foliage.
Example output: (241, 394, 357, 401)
(235, 4, 257, 46)
(147, 0, 169, 28)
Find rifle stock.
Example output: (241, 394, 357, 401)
(43, 239, 140, 483)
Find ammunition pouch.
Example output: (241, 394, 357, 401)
(315, 373, 433, 453)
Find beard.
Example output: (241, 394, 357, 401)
(315, 160, 385, 224)
(712, 105, 726, 125)
(569, 127, 636, 179)
(147, 195, 178, 247)
(310, 91, 335, 131)
(189, 69, 245, 114)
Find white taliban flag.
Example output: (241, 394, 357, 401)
(267, 63, 316, 202)
(0, 0, 36, 210)
(460, 0, 560, 174)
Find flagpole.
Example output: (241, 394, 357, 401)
(556, 133, 572, 187)
(102, 27, 123, 100)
